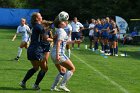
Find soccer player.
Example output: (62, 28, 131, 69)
(19, 12, 48, 90)
(71, 17, 84, 49)
(88, 19, 96, 49)
(101, 17, 110, 54)
(94, 19, 103, 51)
(51, 20, 80, 92)
(109, 20, 119, 56)
(12, 18, 31, 61)
(64, 21, 72, 58)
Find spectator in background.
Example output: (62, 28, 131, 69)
(88, 19, 96, 49)
(131, 27, 138, 37)
(71, 17, 84, 49)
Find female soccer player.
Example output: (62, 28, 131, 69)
(51, 20, 80, 92)
(19, 12, 48, 90)
(109, 20, 119, 56)
(12, 18, 31, 61)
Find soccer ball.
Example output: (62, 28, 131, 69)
(58, 11, 69, 21)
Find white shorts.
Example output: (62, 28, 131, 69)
(51, 52, 69, 64)
(22, 37, 30, 42)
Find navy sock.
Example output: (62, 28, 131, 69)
(115, 46, 118, 54)
(104, 45, 107, 53)
(35, 70, 46, 85)
(113, 48, 116, 55)
(94, 42, 98, 50)
(22, 68, 37, 83)
(110, 48, 113, 55)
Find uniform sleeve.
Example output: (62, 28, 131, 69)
(16, 26, 20, 33)
(79, 22, 84, 28)
(57, 30, 65, 41)
(89, 24, 91, 28)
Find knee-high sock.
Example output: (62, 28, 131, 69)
(94, 42, 98, 50)
(17, 47, 22, 57)
(68, 49, 71, 58)
(35, 70, 46, 85)
(22, 68, 37, 84)
(60, 71, 73, 86)
(115, 46, 118, 54)
(110, 48, 113, 55)
(51, 73, 65, 89)
(104, 45, 107, 53)
(113, 48, 116, 55)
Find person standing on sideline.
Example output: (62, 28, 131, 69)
(19, 12, 48, 90)
(12, 18, 31, 61)
(88, 19, 96, 49)
(71, 17, 84, 49)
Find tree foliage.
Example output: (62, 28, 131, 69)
(0, 0, 139, 21)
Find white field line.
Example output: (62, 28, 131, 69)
(72, 53, 129, 93)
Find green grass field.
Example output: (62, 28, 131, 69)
(0, 29, 140, 93)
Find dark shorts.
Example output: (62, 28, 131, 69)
(109, 34, 118, 42)
(101, 32, 109, 39)
(27, 45, 44, 61)
(94, 32, 100, 37)
(41, 44, 50, 53)
(89, 36, 94, 41)
(72, 32, 80, 40)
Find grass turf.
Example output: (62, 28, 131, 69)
(0, 29, 140, 93)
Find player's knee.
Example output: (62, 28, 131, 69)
(71, 66, 75, 73)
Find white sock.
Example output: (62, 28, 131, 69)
(60, 71, 73, 86)
(51, 73, 63, 89)
(68, 49, 71, 58)
(17, 47, 22, 57)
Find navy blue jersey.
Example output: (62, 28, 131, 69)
(95, 24, 103, 32)
(41, 30, 51, 45)
(103, 23, 110, 29)
(27, 23, 45, 61)
(30, 23, 45, 46)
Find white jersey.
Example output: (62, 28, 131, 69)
(71, 21, 83, 32)
(52, 28, 68, 54)
(64, 24, 72, 41)
(89, 23, 95, 36)
(51, 28, 69, 64)
(16, 25, 31, 42)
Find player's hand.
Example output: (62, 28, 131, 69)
(56, 55, 60, 62)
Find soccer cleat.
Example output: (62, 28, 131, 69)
(32, 84, 40, 90)
(19, 82, 26, 89)
(14, 56, 19, 61)
(51, 87, 61, 92)
(115, 54, 118, 56)
(59, 85, 70, 92)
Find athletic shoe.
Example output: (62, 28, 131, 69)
(59, 85, 70, 92)
(51, 87, 61, 92)
(19, 82, 26, 89)
(100, 50, 105, 53)
(105, 53, 110, 56)
(115, 54, 118, 56)
(14, 56, 19, 61)
(32, 84, 40, 90)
